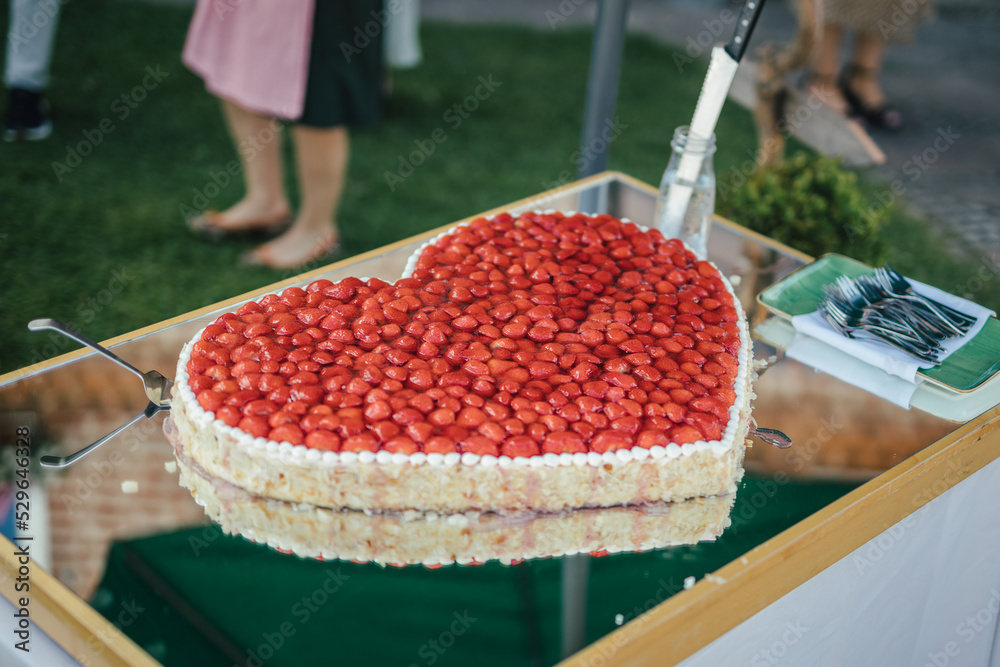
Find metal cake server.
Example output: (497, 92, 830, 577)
(29, 318, 172, 406)
(40, 401, 171, 469)
(29, 318, 173, 469)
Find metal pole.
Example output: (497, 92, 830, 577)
(577, 0, 630, 214)
(560, 553, 591, 659)
(564, 1, 630, 657)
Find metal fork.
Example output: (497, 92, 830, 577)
(821, 292, 945, 362)
(873, 267, 975, 335)
(834, 277, 953, 345)
(856, 271, 958, 338)
(28, 318, 173, 406)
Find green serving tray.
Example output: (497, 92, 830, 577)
(757, 253, 1000, 393)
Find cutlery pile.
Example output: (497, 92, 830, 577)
(818, 267, 976, 364)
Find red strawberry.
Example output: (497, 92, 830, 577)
(502, 436, 540, 458)
(590, 430, 633, 453)
(542, 431, 586, 454)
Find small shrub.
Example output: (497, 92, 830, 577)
(718, 152, 888, 265)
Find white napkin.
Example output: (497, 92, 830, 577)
(787, 278, 995, 408)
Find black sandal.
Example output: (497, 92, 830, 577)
(840, 64, 903, 130)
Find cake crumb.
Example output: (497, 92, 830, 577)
(705, 574, 725, 585)
(740, 556, 749, 565)
(683, 576, 696, 590)
(121, 481, 139, 494)
(614, 614, 624, 626)
(164, 461, 177, 473)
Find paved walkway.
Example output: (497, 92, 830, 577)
(424, 0, 1000, 263)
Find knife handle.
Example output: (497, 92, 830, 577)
(725, 0, 767, 63)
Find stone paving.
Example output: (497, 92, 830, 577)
(423, 0, 1000, 263)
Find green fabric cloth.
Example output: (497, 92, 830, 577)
(92, 475, 858, 666)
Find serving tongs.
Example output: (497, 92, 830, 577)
(29, 318, 173, 469)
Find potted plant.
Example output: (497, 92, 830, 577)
(717, 152, 889, 322)
(718, 151, 889, 263)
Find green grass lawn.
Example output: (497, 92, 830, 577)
(1, 0, 994, 375)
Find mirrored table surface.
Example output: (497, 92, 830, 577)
(3, 172, 988, 667)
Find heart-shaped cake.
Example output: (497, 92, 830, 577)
(172, 211, 753, 512)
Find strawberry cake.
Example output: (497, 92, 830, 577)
(171, 211, 754, 514)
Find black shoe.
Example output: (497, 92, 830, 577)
(3, 88, 53, 142)
(839, 65, 903, 131)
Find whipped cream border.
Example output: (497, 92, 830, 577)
(175, 211, 751, 469)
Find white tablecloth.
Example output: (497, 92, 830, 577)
(680, 455, 1000, 666)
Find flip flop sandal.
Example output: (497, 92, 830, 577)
(240, 232, 342, 270)
(188, 209, 292, 241)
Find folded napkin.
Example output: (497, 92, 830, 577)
(787, 278, 995, 408)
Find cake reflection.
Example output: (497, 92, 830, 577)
(171, 430, 735, 566)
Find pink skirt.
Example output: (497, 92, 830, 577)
(182, 0, 315, 119)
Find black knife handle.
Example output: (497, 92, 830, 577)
(725, 0, 767, 62)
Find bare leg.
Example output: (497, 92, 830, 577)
(243, 125, 347, 268)
(213, 99, 290, 227)
(846, 31, 888, 109)
(808, 22, 848, 113)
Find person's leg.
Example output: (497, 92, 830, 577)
(845, 31, 888, 109)
(192, 99, 290, 232)
(841, 31, 902, 129)
(4, 0, 61, 140)
(242, 125, 346, 268)
(5, 0, 60, 90)
(808, 22, 848, 113)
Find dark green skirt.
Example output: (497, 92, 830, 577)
(298, 0, 383, 128)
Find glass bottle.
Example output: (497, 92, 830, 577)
(653, 126, 717, 258)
